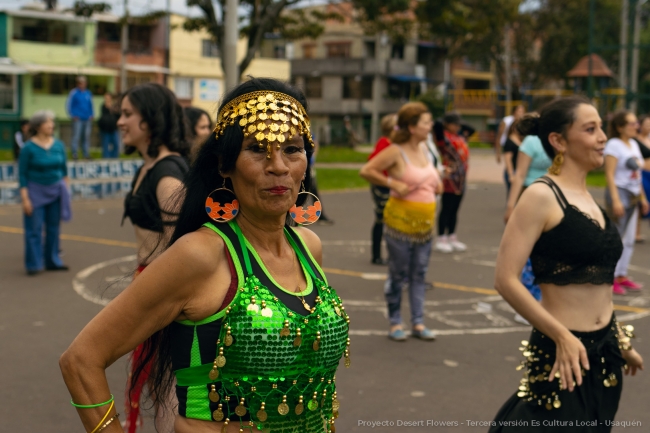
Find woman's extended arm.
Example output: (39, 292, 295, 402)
(504, 152, 532, 223)
(60, 231, 228, 432)
(359, 145, 409, 197)
(496, 184, 590, 392)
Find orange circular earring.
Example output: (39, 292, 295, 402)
(288, 183, 321, 225)
(205, 179, 239, 223)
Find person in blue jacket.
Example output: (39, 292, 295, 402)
(66, 76, 94, 160)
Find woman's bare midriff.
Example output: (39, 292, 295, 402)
(540, 283, 614, 332)
(175, 416, 260, 433)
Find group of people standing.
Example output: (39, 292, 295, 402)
(16, 80, 216, 277)
(44, 75, 644, 433)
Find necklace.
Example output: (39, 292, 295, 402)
(296, 287, 311, 312)
(259, 247, 310, 311)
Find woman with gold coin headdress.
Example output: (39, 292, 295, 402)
(61, 78, 350, 433)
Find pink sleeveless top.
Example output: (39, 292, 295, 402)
(390, 144, 440, 203)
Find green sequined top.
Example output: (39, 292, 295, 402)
(170, 221, 350, 432)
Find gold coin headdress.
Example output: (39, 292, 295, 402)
(213, 91, 314, 158)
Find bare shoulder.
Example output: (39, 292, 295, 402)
(293, 226, 322, 251)
(510, 180, 558, 228)
(518, 181, 556, 207)
(163, 227, 226, 274)
(293, 226, 323, 265)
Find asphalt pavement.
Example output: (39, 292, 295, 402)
(1, 180, 649, 433)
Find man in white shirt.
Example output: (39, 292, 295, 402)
(494, 104, 524, 163)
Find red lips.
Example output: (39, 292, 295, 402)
(269, 186, 289, 193)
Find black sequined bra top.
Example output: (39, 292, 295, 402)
(529, 177, 623, 286)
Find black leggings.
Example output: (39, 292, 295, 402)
(438, 192, 464, 236)
(370, 185, 390, 260)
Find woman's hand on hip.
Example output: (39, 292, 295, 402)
(612, 200, 625, 219)
(622, 349, 644, 376)
(641, 200, 650, 216)
(23, 199, 33, 216)
(549, 331, 590, 392)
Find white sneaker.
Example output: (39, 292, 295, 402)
(513, 313, 530, 325)
(434, 236, 453, 253)
(448, 234, 467, 252)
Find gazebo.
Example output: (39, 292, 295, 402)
(566, 54, 615, 91)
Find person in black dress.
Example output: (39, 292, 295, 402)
(490, 97, 643, 432)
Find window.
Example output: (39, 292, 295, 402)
(304, 77, 322, 98)
(464, 79, 490, 90)
(202, 39, 220, 58)
(97, 22, 120, 42)
(31, 74, 76, 95)
(13, 17, 84, 45)
(302, 43, 316, 59)
(274, 45, 286, 59)
(364, 41, 375, 59)
(342, 76, 372, 99)
(126, 74, 152, 90)
(174, 78, 194, 99)
(391, 44, 404, 59)
(326, 42, 351, 58)
(128, 25, 152, 53)
(0, 74, 16, 111)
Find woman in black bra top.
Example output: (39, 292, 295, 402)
(117, 83, 190, 432)
(489, 97, 643, 433)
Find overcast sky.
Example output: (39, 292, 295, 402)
(0, 0, 328, 17)
(0, 0, 203, 17)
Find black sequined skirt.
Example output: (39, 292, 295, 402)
(489, 315, 626, 432)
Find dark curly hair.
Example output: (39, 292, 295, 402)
(129, 78, 313, 428)
(123, 83, 190, 158)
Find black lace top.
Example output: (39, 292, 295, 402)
(529, 177, 623, 286)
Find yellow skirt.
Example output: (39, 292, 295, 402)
(383, 196, 436, 243)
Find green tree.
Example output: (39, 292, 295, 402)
(526, 0, 622, 87)
(183, 0, 341, 83)
(416, 0, 521, 89)
(70, 1, 112, 16)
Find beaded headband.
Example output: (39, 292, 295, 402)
(213, 90, 314, 158)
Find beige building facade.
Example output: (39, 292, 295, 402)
(167, 14, 291, 118)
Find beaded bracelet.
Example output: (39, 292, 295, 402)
(95, 413, 120, 433)
(71, 394, 114, 409)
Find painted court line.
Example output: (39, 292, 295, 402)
(1, 225, 647, 319)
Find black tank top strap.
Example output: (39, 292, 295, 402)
(284, 227, 326, 282)
(532, 176, 568, 210)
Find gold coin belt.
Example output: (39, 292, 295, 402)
(514, 324, 626, 412)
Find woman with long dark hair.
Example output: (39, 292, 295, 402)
(60, 78, 350, 433)
(490, 97, 643, 432)
(117, 83, 191, 432)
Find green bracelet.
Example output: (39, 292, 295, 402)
(70, 394, 114, 409)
